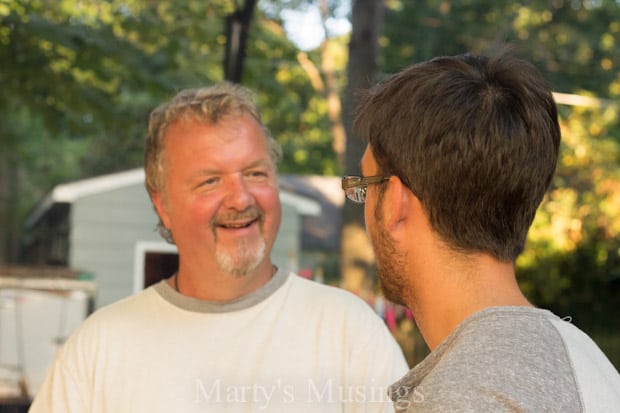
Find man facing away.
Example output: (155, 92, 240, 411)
(30, 82, 408, 412)
(343, 52, 620, 412)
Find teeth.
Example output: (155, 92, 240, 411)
(222, 222, 251, 228)
(216, 213, 259, 229)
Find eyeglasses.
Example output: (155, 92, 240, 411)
(341, 175, 390, 203)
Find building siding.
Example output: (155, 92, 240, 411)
(69, 184, 160, 307)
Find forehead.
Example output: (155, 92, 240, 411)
(161, 115, 273, 169)
(165, 114, 263, 145)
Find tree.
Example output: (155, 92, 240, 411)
(339, 0, 385, 299)
(519, 99, 620, 331)
(293, 0, 348, 171)
(253, 1, 344, 176)
(380, 0, 620, 98)
(224, 0, 258, 82)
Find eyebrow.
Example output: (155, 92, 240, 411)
(190, 159, 273, 177)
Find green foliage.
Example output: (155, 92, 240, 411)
(519, 104, 620, 331)
(243, 15, 345, 175)
(382, 0, 620, 100)
(243, 18, 338, 174)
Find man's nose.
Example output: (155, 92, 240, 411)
(223, 176, 254, 210)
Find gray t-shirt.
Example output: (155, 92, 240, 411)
(389, 306, 620, 412)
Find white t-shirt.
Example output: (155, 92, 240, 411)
(30, 270, 408, 412)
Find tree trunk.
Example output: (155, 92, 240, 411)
(0, 134, 20, 265)
(224, 0, 257, 83)
(0, 152, 9, 265)
(340, 0, 384, 300)
(318, 0, 346, 171)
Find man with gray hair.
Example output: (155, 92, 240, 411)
(30, 82, 408, 412)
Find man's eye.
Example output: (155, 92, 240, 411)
(200, 177, 218, 186)
(248, 170, 268, 178)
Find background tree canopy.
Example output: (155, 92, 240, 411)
(1, 0, 618, 363)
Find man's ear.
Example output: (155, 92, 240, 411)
(151, 192, 171, 229)
(385, 175, 409, 231)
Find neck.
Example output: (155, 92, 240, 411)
(169, 260, 276, 301)
(406, 247, 531, 351)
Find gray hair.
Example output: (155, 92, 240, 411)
(144, 82, 282, 243)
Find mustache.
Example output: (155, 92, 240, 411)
(211, 206, 263, 226)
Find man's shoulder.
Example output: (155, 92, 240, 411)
(283, 275, 387, 324)
(443, 307, 571, 365)
(78, 286, 162, 331)
(287, 274, 373, 309)
(51, 286, 162, 362)
(399, 307, 586, 412)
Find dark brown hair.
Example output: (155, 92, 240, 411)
(355, 53, 560, 261)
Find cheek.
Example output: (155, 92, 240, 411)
(272, 202, 282, 230)
(364, 197, 378, 231)
(176, 195, 220, 226)
(365, 210, 380, 248)
(254, 185, 279, 207)
(254, 188, 281, 225)
(364, 207, 371, 231)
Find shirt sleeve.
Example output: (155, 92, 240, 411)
(344, 304, 410, 413)
(29, 327, 93, 412)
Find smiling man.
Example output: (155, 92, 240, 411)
(151, 110, 281, 299)
(30, 83, 408, 412)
